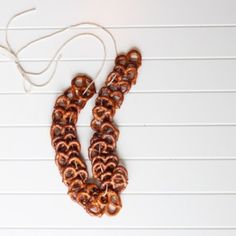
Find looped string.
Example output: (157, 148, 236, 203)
(0, 8, 118, 92)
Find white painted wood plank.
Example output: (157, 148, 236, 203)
(0, 126, 235, 159)
(1, 230, 236, 236)
(0, 195, 236, 226)
(0, 93, 235, 124)
(1, 60, 236, 93)
(0, 160, 236, 193)
(0, 28, 235, 62)
(0, 0, 235, 234)
(0, 0, 235, 27)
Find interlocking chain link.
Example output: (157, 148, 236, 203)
(50, 49, 142, 216)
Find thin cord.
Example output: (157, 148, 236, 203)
(107, 73, 118, 86)
(102, 185, 109, 196)
(4, 8, 108, 90)
(0, 8, 118, 92)
(8, 8, 117, 75)
(2, 7, 66, 91)
(18, 33, 106, 87)
(4, 8, 40, 92)
(17, 21, 118, 56)
(7, 8, 118, 74)
(0, 45, 18, 61)
(5, 8, 36, 54)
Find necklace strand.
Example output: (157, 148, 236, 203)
(51, 49, 142, 216)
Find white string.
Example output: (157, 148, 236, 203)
(102, 184, 109, 196)
(8, 8, 118, 75)
(5, 8, 36, 54)
(0, 8, 118, 92)
(19, 33, 106, 87)
(4, 8, 49, 92)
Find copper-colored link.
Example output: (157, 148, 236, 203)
(62, 166, 81, 186)
(50, 49, 142, 217)
(100, 122, 119, 140)
(92, 160, 117, 179)
(76, 191, 91, 207)
(62, 111, 78, 124)
(63, 124, 77, 135)
(71, 75, 88, 90)
(67, 103, 80, 113)
(102, 154, 119, 164)
(110, 91, 124, 108)
(67, 140, 81, 152)
(125, 64, 138, 85)
(69, 179, 85, 191)
(68, 178, 85, 201)
(64, 87, 76, 100)
(111, 172, 128, 192)
(86, 200, 105, 217)
(95, 96, 115, 110)
(92, 105, 115, 121)
(100, 171, 112, 182)
(68, 157, 86, 169)
(54, 140, 81, 153)
(55, 152, 69, 167)
(105, 71, 122, 87)
(64, 133, 77, 143)
(115, 54, 127, 67)
(90, 118, 103, 131)
(98, 87, 112, 97)
(54, 95, 71, 109)
(127, 49, 142, 68)
(50, 124, 63, 138)
(113, 64, 126, 75)
(113, 165, 129, 180)
(97, 190, 122, 216)
(71, 97, 87, 109)
(86, 183, 100, 195)
(51, 136, 63, 149)
(90, 155, 118, 171)
(54, 140, 69, 152)
(101, 134, 117, 150)
(88, 140, 109, 158)
(90, 132, 103, 145)
(116, 80, 131, 94)
(52, 107, 65, 123)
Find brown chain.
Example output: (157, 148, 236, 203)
(50, 49, 142, 217)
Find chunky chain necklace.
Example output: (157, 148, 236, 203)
(51, 49, 142, 216)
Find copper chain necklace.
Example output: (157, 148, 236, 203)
(50, 49, 142, 216)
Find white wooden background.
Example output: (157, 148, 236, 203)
(0, 0, 236, 235)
